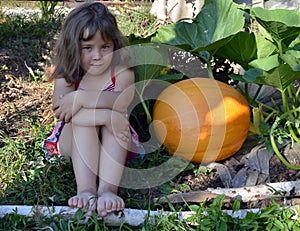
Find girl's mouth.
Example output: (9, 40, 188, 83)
(91, 62, 105, 66)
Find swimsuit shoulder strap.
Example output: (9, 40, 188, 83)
(75, 81, 80, 90)
(111, 66, 116, 85)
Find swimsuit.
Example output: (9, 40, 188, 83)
(42, 67, 144, 162)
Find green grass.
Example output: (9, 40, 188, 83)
(0, 195, 299, 230)
(0, 1, 299, 230)
(114, 4, 157, 37)
(0, 0, 41, 8)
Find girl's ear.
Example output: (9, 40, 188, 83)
(44, 64, 56, 82)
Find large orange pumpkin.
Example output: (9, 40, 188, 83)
(152, 78, 250, 163)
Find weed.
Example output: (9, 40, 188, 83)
(1, 64, 8, 71)
(185, 195, 300, 231)
(0, 131, 27, 187)
(114, 4, 156, 37)
(38, 1, 59, 21)
(24, 61, 43, 82)
(194, 165, 214, 175)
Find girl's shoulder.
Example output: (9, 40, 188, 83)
(113, 65, 135, 91)
(114, 65, 134, 79)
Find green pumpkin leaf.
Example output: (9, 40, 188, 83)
(280, 53, 300, 71)
(214, 32, 257, 69)
(255, 63, 300, 90)
(127, 33, 152, 45)
(255, 33, 278, 59)
(215, 32, 276, 70)
(251, 7, 300, 47)
(244, 68, 262, 82)
(249, 54, 279, 71)
(285, 42, 300, 61)
(128, 44, 169, 107)
(152, 0, 244, 53)
(156, 73, 184, 82)
(292, 63, 300, 71)
(215, 32, 276, 69)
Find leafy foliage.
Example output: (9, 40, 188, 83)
(149, 0, 300, 170)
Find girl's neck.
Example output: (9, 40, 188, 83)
(79, 65, 113, 90)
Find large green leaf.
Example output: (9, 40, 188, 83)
(212, 32, 252, 69)
(152, 0, 244, 52)
(255, 33, 277, 59)
(230, 68, 262, 83)
(251, 7, 300, 47)
(127, 44, 168, 96)
(214, 32, 276, 70)
(215, 32, 257, 69)
(251, 7, 300, 28)
(280, 53, 300, 71)
(286, 42, 300, 60)
(156, 73, 184, 82)
(128, 44, 170, 124)
(254, 63, 300, 90)
(249, 54, 280, 71)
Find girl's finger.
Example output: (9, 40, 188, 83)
(54, 110, 60, 119)
(64, 113, 72, 123)
(59, 112, 66, 122)
(52, 103, 59, 111)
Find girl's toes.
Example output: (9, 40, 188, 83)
(68, 197, 78, 207)
(97, 199, 107, 216)
(68, 191, 96, 212)
(97, 192, 125, 217)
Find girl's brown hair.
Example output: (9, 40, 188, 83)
(48, 1, 126, 83)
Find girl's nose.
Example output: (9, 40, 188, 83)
(93, 49, 103, 60)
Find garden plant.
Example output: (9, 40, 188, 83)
(136, 0, 300, 170)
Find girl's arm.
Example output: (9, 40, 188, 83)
(75, 68, 135, 112)
(71, 108, 130, 143)
(52, 68, 135, 122)
(52, 78, 78, 122)
(52, 78, 75, 104)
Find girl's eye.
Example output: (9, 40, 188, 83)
(82, 46, 91, 50)
(102, 44, 111, 50)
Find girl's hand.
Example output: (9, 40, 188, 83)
(107, 111, 130, 144)
(53, 91, 82, 123)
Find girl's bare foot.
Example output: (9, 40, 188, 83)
(68, 191, 97, 216)
(97, 192, 125, 217)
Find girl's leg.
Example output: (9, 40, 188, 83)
(58, 123, 72, 159)
(59, 123, 100, 214)
(97, 126, 128, 217)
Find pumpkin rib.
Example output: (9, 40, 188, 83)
(153, 78, 250, 164)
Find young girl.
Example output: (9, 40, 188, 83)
(43, 2, 135, 217)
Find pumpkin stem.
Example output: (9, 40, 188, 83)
(139, 94, 152, 124)
(251, 107, 262, 135)
(207, 59, 215, 79)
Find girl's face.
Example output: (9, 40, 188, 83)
(80, 30, 114, 77)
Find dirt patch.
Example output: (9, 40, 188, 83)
(0, 49, 54, 143)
